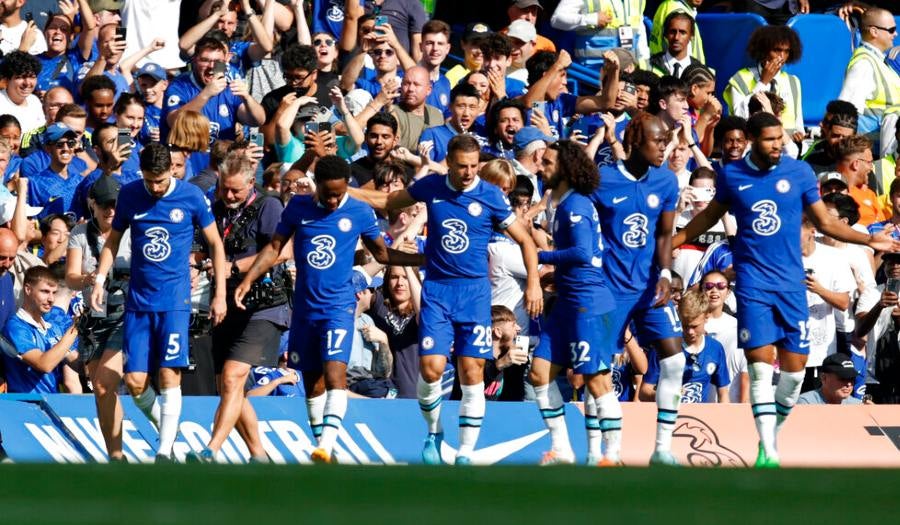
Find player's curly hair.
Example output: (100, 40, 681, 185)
(623, 111, 661, 159)
(746, 25, 802, 64)
(0, 51, 41, 80)
(547, 140, 598, 196)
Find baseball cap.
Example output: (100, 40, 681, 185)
(90, 175, 121, 205)
(511, 0, 543, 10)
(462, 22, 492, 43)
(89, 0, 123, 12)
(818, 171, 848, 189)
(507, 20, 537, 44)
(0, 192, 42, 224)
(136, 62, 167, 82)
(352, 269, 384, 294)
(43, 123, 77, 143)
(514, 126, 555, 152)
(820, 353, 857, 380)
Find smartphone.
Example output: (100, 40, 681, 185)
(623, 82, 636, 95)
(249, 130, 263, 148)
(805, 268, 815, 277)
(318, 122, 332, 134)
(211, 60, 227, 76)
(530, 101, 546, 116)
(115, 26, 126, 41)
(374, 15, 389, 34)
(117, 128, 132, 148)
(694, 186, 715, 203)
(888, 278, 900, 294)
(514, 335, 528, 352)
(306, 121, 319, 134)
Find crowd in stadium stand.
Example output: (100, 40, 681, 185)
(0, 0, 898, 457)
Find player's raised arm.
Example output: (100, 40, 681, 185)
(505, 219, 543, 319)
(362, 235, 426, 267)
(89, 228, 123, 312)
(807, 200, 900, 252)
(234, 233, 290, 309)
(672, 199, 729, 249)
(200, 222, 228, 326)
(347, 186, 417, 211)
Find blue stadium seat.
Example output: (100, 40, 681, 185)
(783, 14, 854, 128)
(895, 16, 900, 47)
(696, 13, 768, 106)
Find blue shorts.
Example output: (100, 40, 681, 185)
(734, 288, 809, 354)
(610, 293, 682, 351)
(419, 279, 492, 359)
(123, 310, 191, 373)
(287, 312, 355, 372)
(533, 308, 616, 375)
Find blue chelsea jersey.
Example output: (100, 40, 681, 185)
(276, 194, 380, 320)
(250, 366, 304, 397)
(591, 162, 678, 296)
(161, 72, 244, 145)
(645, 337, 730, 403)
(112, 179, 215, 312)
(539, 190, 614, 314)
(420, 124, 488, 163)
(714, 156, 819, 291)
(408, 174, 515, 281)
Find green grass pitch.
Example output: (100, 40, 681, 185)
(1, 464, 897, 524)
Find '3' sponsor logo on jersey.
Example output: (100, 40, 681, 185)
(440, 219, 469, 254)
(621, 212, 649, 248)
(307, 235, 337, 269)
(750, 199, 781, 236)
(143, 227, 172, 262)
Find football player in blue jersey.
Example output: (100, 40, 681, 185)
(673, 112, 900, 467)
(350, 134, 543, 465)
(91, 143, 229, 462)
(529, 140, 619, 465)
(591, 111, 685, 466)
(234, 155, 424, 464)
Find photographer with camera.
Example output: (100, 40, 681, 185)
(187, 149, 290, 464)
(64, 175, 131, 461)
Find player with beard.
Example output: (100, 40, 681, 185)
(674, 112, 900, 467)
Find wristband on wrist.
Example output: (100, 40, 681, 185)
(94, 274, 106, 285)
(687, 142, 697, 148)
(659, 269, 672, 281)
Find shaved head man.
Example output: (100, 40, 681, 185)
(391, 65, 444, 151)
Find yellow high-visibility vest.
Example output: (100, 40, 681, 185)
(724, 68, 803, 132)
(649, 0, 704, 63)
(847, 43, 900, 122)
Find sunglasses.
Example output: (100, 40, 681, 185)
(703, 282, 728, 291)
(370, 48, 395, 57)
(54, 139, 77, 149)
(871, 24, 897, 34)
(314, 38, 335, 47)
(283, 70, 312, 84)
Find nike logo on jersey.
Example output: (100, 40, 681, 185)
(301, 219, 315, 225)
(738, 184, 753, 191)
(134, 212, 150, 219)
(433, 198, 445, 203)
(612, 196, 628, 204)
(479, 348, 492, 354)
(799, 342, 811, 349)
(327, 349, 342, 356)
(164, 353, 179, 361)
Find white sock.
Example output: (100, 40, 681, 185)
(774, 370, 804, 436)
(597, 392, 623, 463)
(654, 352, 685, 453)
(749, 362, 777, 460)
(133, 387, 160, 430)
(417, 376, 444, 435)
(583, 393, 602, 460)
(457, 384, 485, 458)
(157, 386, 182, 457)
(305, 393, 326, 444)
(534, 383, 572, 455)
(317, 389, 347, 453)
